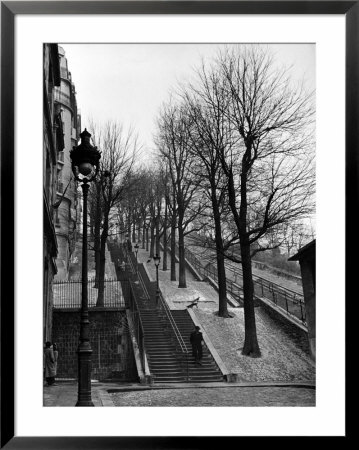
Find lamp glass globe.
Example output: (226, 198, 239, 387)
(78, 162, 93, 176)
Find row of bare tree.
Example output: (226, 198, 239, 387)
(82, 45, 315, 358)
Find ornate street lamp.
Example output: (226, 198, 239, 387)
(153, 253, 161, 305)
(70, 129, 101, 407)
(134, 243, 139, 276)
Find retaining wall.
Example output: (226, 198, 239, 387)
(52, 309, 138, 381)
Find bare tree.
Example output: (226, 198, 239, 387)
(180, 69, 235, 317)
(211, 45, 315, 356)
(89, 121, 140, 306)
(156, 103, 205, 288)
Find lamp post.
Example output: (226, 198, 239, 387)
(70, 129, 101, 407)
(134, 243, 139, 276)
(153, 253, 161, 306)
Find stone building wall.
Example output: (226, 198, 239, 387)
(54, 45, 81, 280)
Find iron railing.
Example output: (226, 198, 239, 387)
(156, 290, 190, 381)
(126, 280, 146, 371)
(125, 242, 190, 380)
(185, 246, 307, 326)
(224, 262, 306, 324)
(53, 278, 125, 309)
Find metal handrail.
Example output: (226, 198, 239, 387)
(123, 243, 189, 380)
(127, 280, 147, 371)
(156, 290, 190, 381)
(226, 260, 303, 298)
(186, 246, 306, 325)
(187, 245, 303, 299)
(124, 247, 151, 301)
(138, 270, 150, 300)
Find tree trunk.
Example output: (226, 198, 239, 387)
(212, 195, 229, 317)
(170, 215, 176, 281)
(142, 222, 145, 249)
(155, 210, 160, 257)
(150, 222, 155, 258)
(93, 183, 101, 287)
(146, 227, 149, 252)
(127, 212, 131, 239)
(137, 220, 141, 243)
(170, 192, 177, 281)
(96, 216, 109, 307)
(178, 215, 186, 288)
(132, 221, 136, 243)
(239, 154, 261, 357)
(240, 238, 261, 357)
(163, 201, 168, 271)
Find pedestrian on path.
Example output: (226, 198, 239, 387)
(52, 343, 59, 383)
(190, 326, 203, 365)
(44, 342, 56, 386)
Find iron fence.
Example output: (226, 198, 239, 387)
(53, 278, 125, 309)
(185, 246, 307, 326)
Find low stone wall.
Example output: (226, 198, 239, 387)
(52, 309, 138, 382)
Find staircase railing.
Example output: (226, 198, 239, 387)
(156, 290, 190, 381)
(126, 280, 147, 373)
(123, 242, 190, 380)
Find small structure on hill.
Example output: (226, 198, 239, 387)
(289, 239, 316, 361)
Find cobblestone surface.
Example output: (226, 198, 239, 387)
(110, 386, 315, 407)
(195, 307, 314, 382)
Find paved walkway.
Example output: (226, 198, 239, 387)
(110, 385, 315, 407)
(43, 381, 315, 407)
(43, 382, 115, 407)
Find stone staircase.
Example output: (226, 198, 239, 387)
(171, 309, 224, 383)
(108, 241, 224, 384)
(138, 308, 188, 383)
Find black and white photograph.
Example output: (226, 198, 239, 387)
(43, 42, 316, 408)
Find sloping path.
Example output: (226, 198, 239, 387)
(136, 246, 315, 384)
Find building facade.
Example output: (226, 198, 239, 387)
(43, 44, 64, 341)
(53, 46, 81, 280)
(289, 239, 316, 361)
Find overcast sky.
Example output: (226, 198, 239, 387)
(61, 43, 315, 158)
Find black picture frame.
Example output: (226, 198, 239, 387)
(1, 1, 353, 447)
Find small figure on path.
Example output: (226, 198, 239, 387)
(52, 343, 59, 385)
(44, 342, 56, 386)
(190, 326, 203, 365)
